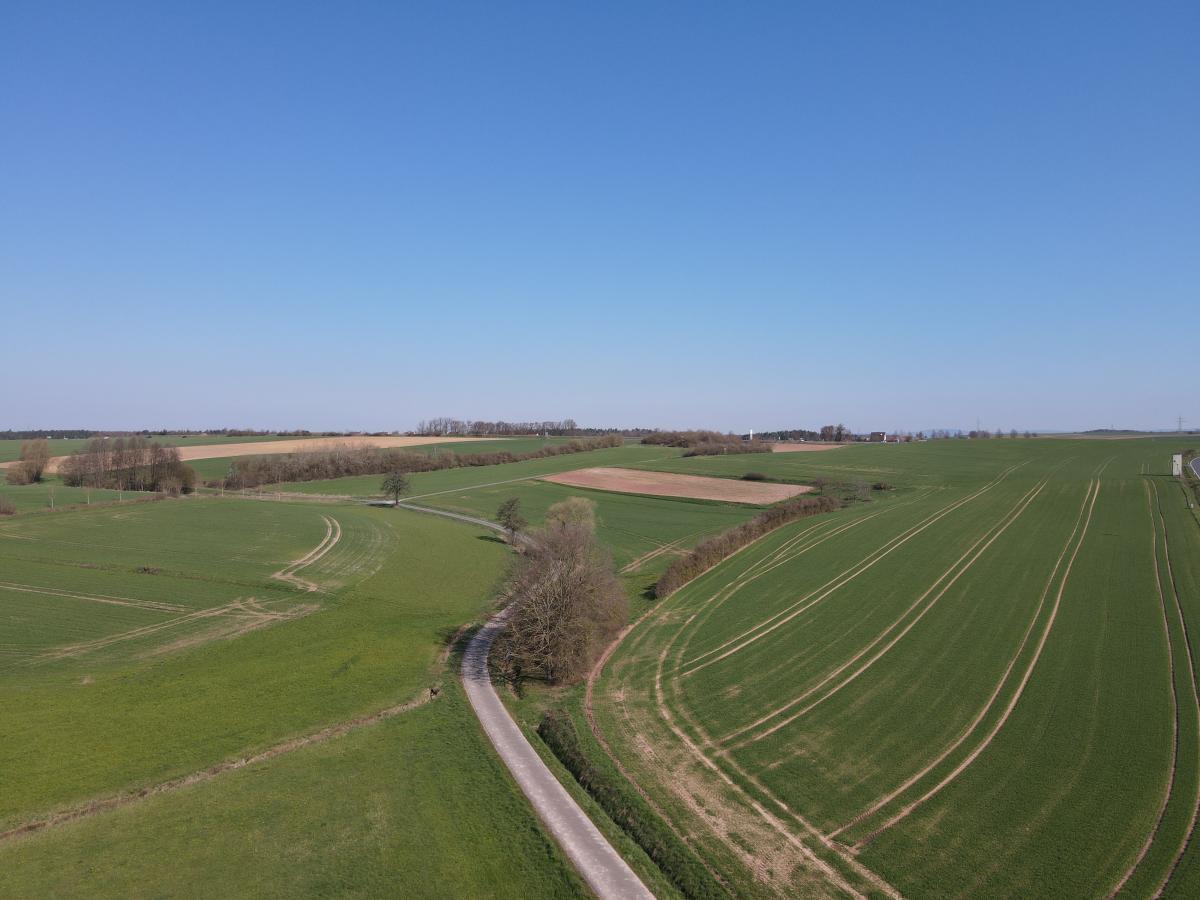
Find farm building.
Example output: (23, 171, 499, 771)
(869, 431, 886, 443)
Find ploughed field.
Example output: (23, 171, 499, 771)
(541, 466, 814, 504)
(594, 438, 1200, 897)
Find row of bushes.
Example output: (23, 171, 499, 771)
(59, 438, 197, 494)
(655, 494, 842, 598)
(682, 440, 772, 457)
(641, 430, 737, 448)
(537, 710, 729, 899)
(221, 435, 623, 489)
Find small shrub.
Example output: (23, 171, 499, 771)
(872, 481, 894, 491)
(0, 497, 16, 516)
(741, 472, 767, 481)
(4, 462, 35, 485)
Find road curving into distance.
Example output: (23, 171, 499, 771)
(396, 501, 655, 899)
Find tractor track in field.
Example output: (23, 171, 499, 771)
(585, 498, 919, 897)
(722, 478, 1047, 752)
(681, 463, 1027, 678)
(849, 469, 1106, 848)
(0, 581, 186, 613)
(832, 466, 1104, 842)
(584, 478, 1013, 898)
(0, 685, 441, 845)
(1151, 477, 1200, 895)
(271, 514, 341, 592)
(1111, 479, 1200, 896)
(653, 607, 901, 899)
(668, 491, 938, 681)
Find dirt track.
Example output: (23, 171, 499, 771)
(542, 467, 813, 504)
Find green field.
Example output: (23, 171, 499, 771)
(0, 494, 586, 895)
(8, 435, 1200, 897)
(590, 437, 1200, 897)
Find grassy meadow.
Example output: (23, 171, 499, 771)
(0, 493, 587, 895)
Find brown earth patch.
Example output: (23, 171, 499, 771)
(770, 443, 845, 453)
(541, 467, 812, 504)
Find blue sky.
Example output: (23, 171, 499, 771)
(3, 2, 1196, 433)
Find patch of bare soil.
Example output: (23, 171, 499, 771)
(542, 467, 812, 504)
(770, 443, 845, 453)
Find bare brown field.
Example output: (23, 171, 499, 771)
(770, 442, 844, 453)
(541, 467, 812, 504)
(1, 435, 497, 473)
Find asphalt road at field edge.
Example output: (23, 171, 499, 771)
(396, 502, 656, 900)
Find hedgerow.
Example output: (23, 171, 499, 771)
(655, 495, 841, 598)
(537, 710, 728, 898)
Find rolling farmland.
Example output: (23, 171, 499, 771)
(589, 438, 1200, 897)
(0, 493, 586, 895)
(5, 435, 1199, 897)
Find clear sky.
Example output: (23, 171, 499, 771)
(3, 2, 1196, 434)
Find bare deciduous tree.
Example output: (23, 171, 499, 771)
(545, 496, 596, 530)
(497, 497, 526, 537)
(499, 517, 626, 684)
(381, 471, 410, 506)
(19, 440, 51, 481)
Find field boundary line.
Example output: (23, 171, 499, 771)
(682, 463, 1029, 677)
(725, 478, 1047, 750)
(833, 469, 1102, 839)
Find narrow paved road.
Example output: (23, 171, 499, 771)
(396, 501, 655, 899)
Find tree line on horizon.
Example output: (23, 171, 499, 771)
(220, 435, 624, 490)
